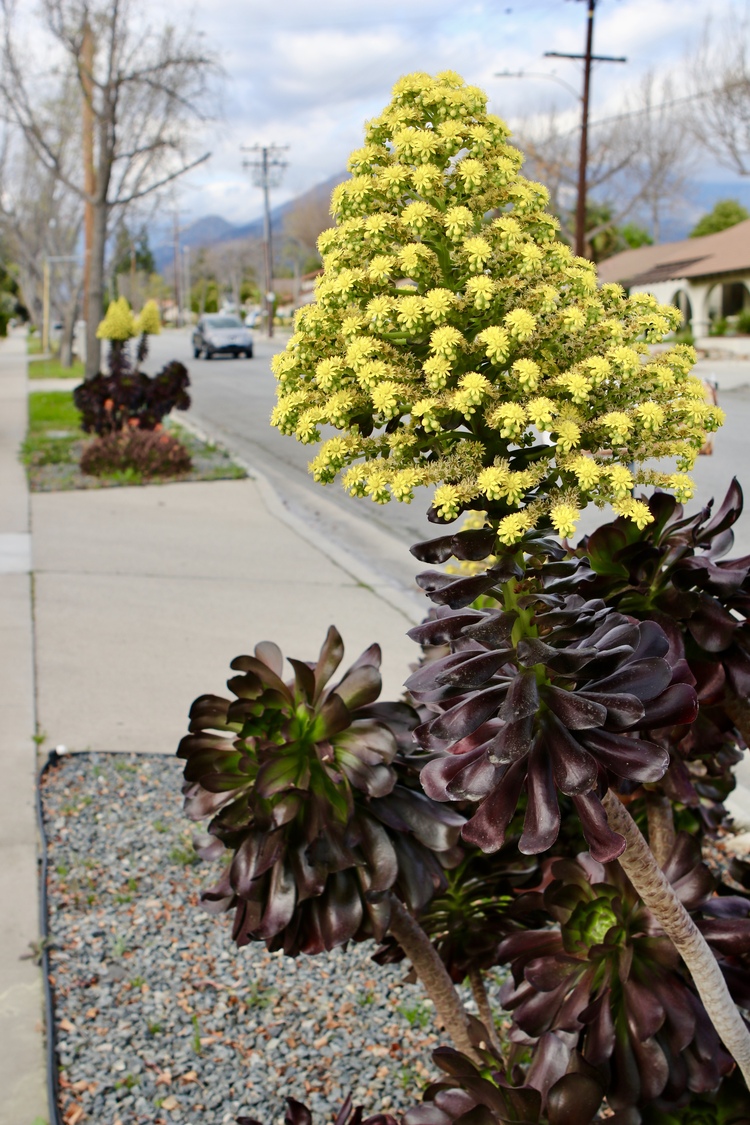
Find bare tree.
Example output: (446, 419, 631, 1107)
(0, 82, 83, 364)
(282, 188, 332, 270)
(687, 11, 750, 178)
(513, 71, 695, 250)
(0, 0, 218, 375)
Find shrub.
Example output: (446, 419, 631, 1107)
(736, 309, 750, 335)
(74, 361, 190, 436)
(80, 428, 192, 477)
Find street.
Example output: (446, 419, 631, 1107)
(143, 327, 750, 582)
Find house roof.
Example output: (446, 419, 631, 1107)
(597, 219, 750, 287)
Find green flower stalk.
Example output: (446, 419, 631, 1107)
(270, 71, 723, 544)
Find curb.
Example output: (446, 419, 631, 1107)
(173, 411, 425, 626)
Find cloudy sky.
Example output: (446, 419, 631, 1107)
(159, 0, 745, 225)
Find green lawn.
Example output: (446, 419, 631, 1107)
(21, 391, 82, 470)
(27, 335, 43, 355)
(28, 357, 84, 380)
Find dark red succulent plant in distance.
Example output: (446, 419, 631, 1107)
(178, 627, 464, 955)
(406, 597, 698, 863)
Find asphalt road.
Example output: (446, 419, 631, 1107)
(143, 327, 750, 583)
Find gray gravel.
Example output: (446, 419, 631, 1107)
(42, 753, 489, 1125)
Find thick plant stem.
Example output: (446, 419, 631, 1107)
(645, 792, 676, 868)
(387, 896, 478, 1060)
(468, 966, 503, 1055)
(604, 791, 750, 1087)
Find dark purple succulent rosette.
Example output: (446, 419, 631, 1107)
(578, 481, 750, 713)
(238, 1093, 400, 1125)
(401, 1017, 604, 1125)
(497, 837, 750, 1117)
(406, 597, 698, 864)
(177, 627, 464, 956)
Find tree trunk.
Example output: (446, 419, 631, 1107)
(645, 792, 676, 868)
(603, 791, 750, 1086)
(467, 966, 503, 1055)
(85, 199, 108, 378)
(387, 895, 478, 1060)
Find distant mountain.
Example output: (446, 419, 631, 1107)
(152, 172, 346, 274)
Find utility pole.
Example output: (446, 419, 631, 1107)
(80, 21, 96, 327)
(173, 214, 182, 328)
(182, 246, 191, 323)
(241, 144, 288, 337)
(545, 0, 626, 258)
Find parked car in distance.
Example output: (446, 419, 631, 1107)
(192, 315, 253, 359)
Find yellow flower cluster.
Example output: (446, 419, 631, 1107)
(134, 299, 161, 336)
(270, 71, 723, 541)
(96, 297, 136, 341)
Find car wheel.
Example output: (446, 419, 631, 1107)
(246, 347, 253, 359)
(205, 349, 214, 360)
(193, 347, 200, 358)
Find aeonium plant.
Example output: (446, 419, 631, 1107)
(174, 70, 750, 1123)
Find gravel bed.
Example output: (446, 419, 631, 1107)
(41, 753, 492, 1125)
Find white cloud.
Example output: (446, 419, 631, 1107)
(152, 0, 749, 222)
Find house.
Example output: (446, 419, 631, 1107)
(597, 219, 750, 338)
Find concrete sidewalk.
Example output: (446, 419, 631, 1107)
(0, 333, 46, 1125)
(2, 334, 426, 1124)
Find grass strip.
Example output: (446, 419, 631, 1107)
(28, 357, 85, 380)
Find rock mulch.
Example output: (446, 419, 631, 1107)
(41, 753, 465, 1125)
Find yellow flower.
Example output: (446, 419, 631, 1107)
(390, 468, 423, 502)
(402, 201, 436, 231)
(569, 455, 601, 491)
(368, 254, 396, 282)
(477, 326, 510, 363)
(527, 397, 556, 430)
(444, 206, 474, 240)
(584, 356, 611, 385)
(315, 357, 345, 391)
(550, 502, 580, 540)
(371, 382, 401, 419)
(497, 511, 534, 545)
(636, 402, 665, 432)
(456, 157, 485, 189)
(492, 215, 522, 248)
(412, 398, 442, 432)
(134, 299, 160, 336)
(512, 359, 540, 392)
(608, 464, 634, 499)
(326, 390, 356, 427)
(490, 403, 527, 440)
(459, 372, 491, 403)
(601, 412, 633, 444)
(668, 473, 694, 503)
(613, 498, 654, 530)
(96, 297, 136, 341)
(422, 288, 454, 323)
(423, 355, 452, 389)
(504, 309, 537, 340)
(477, 464, 509, 500)
(430, 326, 464, 357)
(559, 371, 592, 404)
(519, 244, 544, 274)
(463, 236, 492, 272)
(466, 275, 495, 309)
(434, 484, 462, 520)
(412, 164, 441, 193)
(554, 420, 581, 453)
(367, 296, 395, 327)
(396, 296, 424, 332)
(562, 306, 586, 332)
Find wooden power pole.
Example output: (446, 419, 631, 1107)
(545, 0, 626, 258)
(241, 144, 288, 337)
(80, 22, 96, 322)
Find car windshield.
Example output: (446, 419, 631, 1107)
(204, 316, 243, 329)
